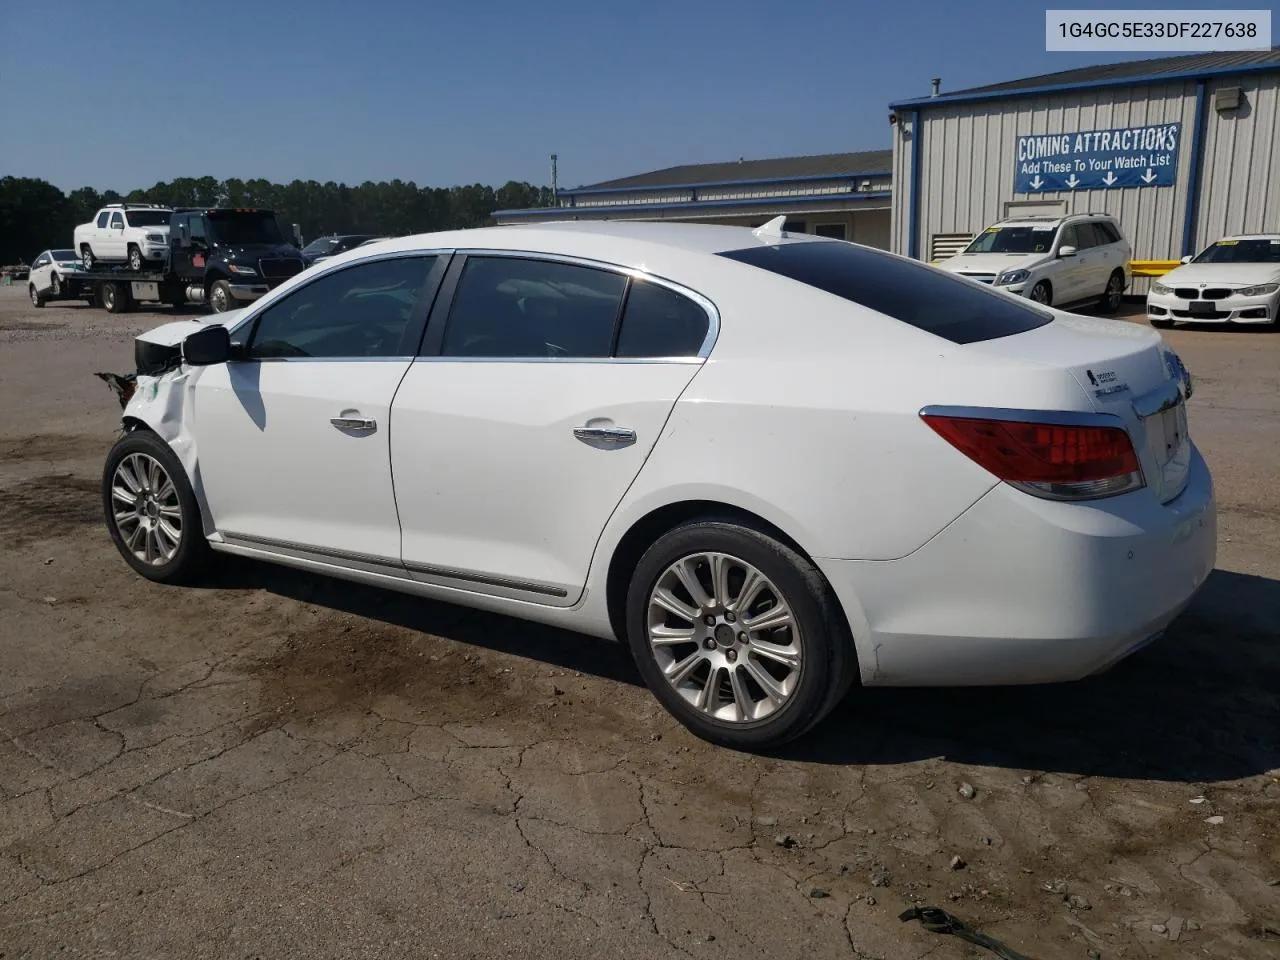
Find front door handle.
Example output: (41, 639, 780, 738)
(331, 416, 377, 433)
(573, 425, 636, 447)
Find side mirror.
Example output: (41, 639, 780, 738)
(1181, 255, 1193, 264)
(1058, 245, 1077, 257)
(182, 325, 232, 366)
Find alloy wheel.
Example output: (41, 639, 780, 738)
(109, 452, 183, 565)
(646, 552, 803, 723)
(1106, 275, 1123, 310)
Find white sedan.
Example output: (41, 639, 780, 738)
(1148, 234, 1280, 327)
(28, 248, 89, 306)
(101, 220, 1215, 748)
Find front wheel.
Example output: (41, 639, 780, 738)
(81, 246, 96, 271)
(102, 430, 210, 584)
(625, 520, 856, 750)
(50, 273, 62, 297)
(208, 280, 234, 313)
(128, 244, 144, 272)
(1028, 280, 1052, 306)
(29, 284, 44, 308)
(1098, 270, 1125, 313)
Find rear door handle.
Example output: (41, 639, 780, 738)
(331, 416, 377, 433)
(573, 425, 636, 447)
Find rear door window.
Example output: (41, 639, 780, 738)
(717, 241, 1053, 345)
(614, 280, 710, 358)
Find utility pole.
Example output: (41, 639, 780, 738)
(551, 154, 559, 205)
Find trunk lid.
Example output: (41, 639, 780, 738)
(965, 313, 1193, 503)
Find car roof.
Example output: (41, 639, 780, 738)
(1218, 233, 1280, 241)
(995, 212, 1117, 229)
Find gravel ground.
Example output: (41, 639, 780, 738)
(1, 284, 1277, 959)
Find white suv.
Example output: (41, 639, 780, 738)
(74, 204, 173, 272)
(936, 213, 1131, 312)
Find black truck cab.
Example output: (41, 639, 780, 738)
(171, 208, 305, 313)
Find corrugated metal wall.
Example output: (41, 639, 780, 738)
(893, 70, 1280, 261)
(894, 82, 1200, 261)
(1197, 73, 1280, 243)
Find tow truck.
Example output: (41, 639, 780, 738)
(78, 207, 306, 314)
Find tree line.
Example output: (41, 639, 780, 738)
(0, 175, 554, 265)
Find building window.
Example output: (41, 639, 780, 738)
(814, 223, 847, 240)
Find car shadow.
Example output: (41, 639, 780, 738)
(206, 560, 1278, 784)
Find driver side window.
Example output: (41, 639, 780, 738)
(246, 255, 437, 360)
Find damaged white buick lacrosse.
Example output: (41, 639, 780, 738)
(101, 219, 1215, 749)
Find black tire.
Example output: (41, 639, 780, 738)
(208, 280, 234, 313)
(50, 273, 62, 297)
(101, 281, 128, 314)
(81, 246, 96, 271)
(102, 429, 211, 584)
(625, 519, 856, 750)
(29, 284, 44, 308)
(1097, 270, 1125, 313)
(128, 244, 144, 272)
(1029, 280, 1052, 306)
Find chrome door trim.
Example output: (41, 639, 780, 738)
(573, 425, 637, 447)
(402, 560, 570, 598)
(219, 532, 570, 599)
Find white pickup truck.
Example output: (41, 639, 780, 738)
(74, 203, 174, 272)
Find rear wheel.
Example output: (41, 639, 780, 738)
(29, 284, 44, 308)
(102, 430, 210, 584)
(1029, 280, 1052, 306)
(1098, 270, 1125, 313)
(208, 280, 234, 313)
(81, 246, 96, 271)
(101, 281, 134, 314)
(128, 244, 144, 272)
(625, 519, 856, 750)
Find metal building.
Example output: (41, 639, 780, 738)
(493, 151, 893, 247)
(890, 48, 1280, 276)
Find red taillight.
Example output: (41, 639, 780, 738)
(921, 413, 1144, 500)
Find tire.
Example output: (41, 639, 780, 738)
(101, 281, 135, 314)
(1029, 280, 1052, 306)
(128, 244, 144, 272)
(29, 284, 44, 308)
(625, 519, 856, 750)
(207, 280, 234, 313)
(1098, 270, 1125, 313)
(102, 429, 210, 584)
(81, 246, 96, 271)
(50, 273, 62, 297)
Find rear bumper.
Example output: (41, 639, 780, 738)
(819, 447, 1216, 687)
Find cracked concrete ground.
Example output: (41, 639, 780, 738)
(1, 285, 1277, 959)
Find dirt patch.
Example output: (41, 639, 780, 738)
(242, 617, 533, 732)
(2, 434, 111, 463)
(0, 473, 101, 547)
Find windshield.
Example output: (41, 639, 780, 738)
(124, 210, 171, 227)
(963, 225, 1058, 255)
(1192, 238, 1280, 264)
(207, 212, 288, 246)
(718, 240, 1053, 345)
(52, 249, 78, 261)
(302, 237, 339, 256)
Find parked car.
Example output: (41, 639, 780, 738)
(936, 213, 1130, 311)
(1147, 234, 1280, 328)
(74, 203, 173, 271)
(27, 249, 89, 306)
(100, 220, 1213, 749)
(300, 234, 381, 266)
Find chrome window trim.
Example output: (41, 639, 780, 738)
(441, 247, 721, 361)
(918, 404, 1126, 429)
(224, 248, 456, 341)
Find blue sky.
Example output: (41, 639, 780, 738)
(0, 0, 1209, 193)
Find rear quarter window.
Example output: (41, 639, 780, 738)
(718, 241, 1053, 344)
